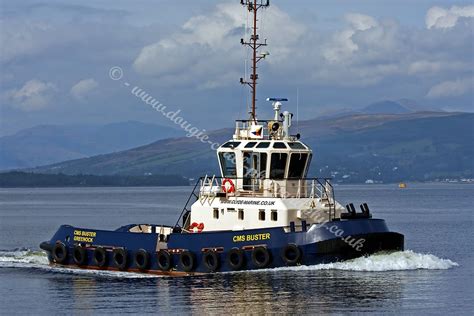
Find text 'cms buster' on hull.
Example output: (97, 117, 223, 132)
(40, 0, 403, 276)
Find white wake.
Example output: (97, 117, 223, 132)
(290, 250, 459, 272)
(0, 249, 458, 277)
(0, 249, 158, 278)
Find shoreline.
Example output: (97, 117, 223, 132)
(1, 181, 472, 189)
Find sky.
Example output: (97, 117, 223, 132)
(0, 0, 473, 136)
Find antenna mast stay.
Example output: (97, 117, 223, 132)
(240, 0, 270, 122)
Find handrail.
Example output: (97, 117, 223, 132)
(173, 178, 201, 229)
(195, 176, 333, 181)
(235, 119, 283, 123)
(175, 176, 337, 228)
(198, 175, 334, 203)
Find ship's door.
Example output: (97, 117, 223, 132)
(243, 152, 267, 191)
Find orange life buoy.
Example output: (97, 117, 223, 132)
(222, 178, 235, 193)
(188, 222, 204, 233)
(197, 222, 204, 232)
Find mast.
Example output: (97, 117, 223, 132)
(240, 0, 270, 121)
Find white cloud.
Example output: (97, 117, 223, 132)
(6, 79, 57, 111)
(70, 78, 98, 99)
(408, 60, 468, 75)
(131, 3, 473, 92)
(426, 78, 473, 98)
(321, 13, 404, 70)
(0, 19, 53, 63)
(2, 1, 474, 121)
(346, 13, 378, 31)
(133, 3, 244, 79)
(133, 2, 305, 88)
(322, 13, 378, 63)
(426, 5, 474, 29)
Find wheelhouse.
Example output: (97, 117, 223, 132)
(218, 139, 312, 184)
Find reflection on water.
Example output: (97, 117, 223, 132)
(57, 269, 406, 314)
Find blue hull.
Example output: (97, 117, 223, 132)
(40, 219, 403, 276)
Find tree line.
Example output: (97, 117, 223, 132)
(0, 172, 189, 187)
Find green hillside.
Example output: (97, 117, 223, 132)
(308, 114, 473, 182)
(27, 112, 473, 183)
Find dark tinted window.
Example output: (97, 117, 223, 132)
(256, 142, 270, 148)
(221, 141, 241, 148)
(243, 152, 253, 179)
(288, 153, 308, 179)
(273, 142, 287, 149)
(219, 152, 236, 177)
(270, 153, 288, 179)
(243, 152, 267, 187)
(245, 142, 257, 148)
(307, 154, 313, 174)
(271, 210, 278, 221)
(288, 142, 306, 149)
(260, 153, 267, 178)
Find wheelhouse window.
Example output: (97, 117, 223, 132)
(288, 142, 307, 149)
(273, 142, 287, 149)
(219, 152, 236, 177)
(238, 209, 244, 220)
(221, 141, 241, 148)
(245, 142, 257, 148)
(259, 210, 266, 221)
(271, 210, 278, 221)
(243, 152, 267, 190)
(270, 153, 288, 179)
(256, 142, 270, 148)
(243, 152, 267, 178)
(288, 153, 308, 179)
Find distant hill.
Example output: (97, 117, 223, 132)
(305, 113, 473, 182)
(361, 100, 411, 114)
(318, 99, 440, 118)
(27, 111, 474, 183)
(0, 121, 183, 170)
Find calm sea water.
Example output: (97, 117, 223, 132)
(0, 184, 472, 315)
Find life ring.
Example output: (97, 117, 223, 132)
(157, 250, 172, 271)
(113, 248, 128, 271)
(93, 247, 107, 267)
(281, 244, 302, 266)
(52, 242, 68, 264)
(221, 178, 235, 193)
(251, 247, 271, 268)
(188, 222, 204, 233)
(226, 248, 245, 271)
(202, 250, 220, 272)
(134, 249, 150, 271)
(179, 251, 195, 272)
(73, 245, 87, 266)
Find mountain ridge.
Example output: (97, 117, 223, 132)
(0, 121, 183, 170)
(24, 111, 473, 183)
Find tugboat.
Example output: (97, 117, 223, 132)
(40, 0, 403, 275)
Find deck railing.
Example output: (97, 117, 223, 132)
(174, 176, 337, 229)
(233, 119, 300, 141)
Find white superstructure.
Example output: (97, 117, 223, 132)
(186, 100, 343, 233)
